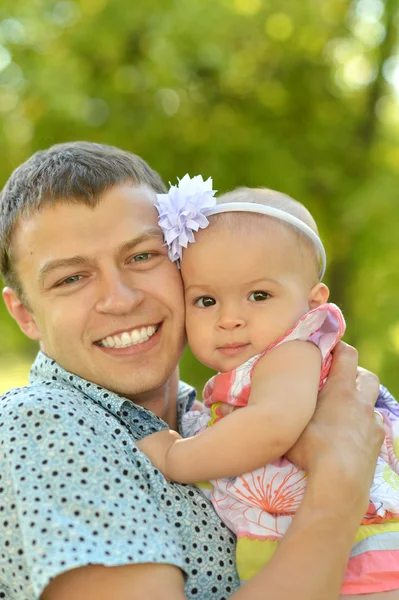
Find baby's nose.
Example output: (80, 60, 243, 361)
(217, 313, 245, 330)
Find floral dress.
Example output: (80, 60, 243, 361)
(182, 304, 399, 594)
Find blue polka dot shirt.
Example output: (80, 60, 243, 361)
(0, 352, 239, 599)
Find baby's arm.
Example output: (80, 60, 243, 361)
(137, 340, 321, 483)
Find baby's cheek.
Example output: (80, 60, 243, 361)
(187, 328, 205, 358)
(185, 314, 201, 349)
(186, 321, 212, 365)
(185, 310, 195, 337)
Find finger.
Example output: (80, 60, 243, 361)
(356, 368, 380, 407)
(373, 410, 386, 447)
(218, 404, 235, 417)
(373, 408, 384, 426)
(328, 341, 359, 381)
(191, 400, 204, 412)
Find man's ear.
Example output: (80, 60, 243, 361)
(309, 283, 330, 309)
(2, 287, 42, 341)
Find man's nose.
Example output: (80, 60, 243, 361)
(95, 272, 144, 314)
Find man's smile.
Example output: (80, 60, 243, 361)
(96, 323, 160, 348)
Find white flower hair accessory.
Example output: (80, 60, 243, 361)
(155, 174, 217, 264)
(156, 174, 327, 279)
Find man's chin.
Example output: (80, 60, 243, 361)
(98, 371, 171, 401)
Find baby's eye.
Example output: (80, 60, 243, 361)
(248, 291, 271, 302)
(131, 253, 152, 262)
(194, 296, 216, 308)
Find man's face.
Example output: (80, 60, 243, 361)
(8, 184, 186, 400)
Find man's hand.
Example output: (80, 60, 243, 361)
(286, 341, 384, 518)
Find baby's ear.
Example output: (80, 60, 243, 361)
(308, 283, 329, 309)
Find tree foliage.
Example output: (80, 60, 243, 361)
(0, 0, 398, 395)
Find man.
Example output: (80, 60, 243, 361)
(0, 142, 384, 600)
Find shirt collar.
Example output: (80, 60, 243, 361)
(30, 351, 197, 431)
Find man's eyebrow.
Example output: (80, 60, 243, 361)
(38, 256, 90, 282)
(38, 228, 164, 282)
(118, 228, 164, 255)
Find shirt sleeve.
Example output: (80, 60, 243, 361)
(0, 387, 185, 599)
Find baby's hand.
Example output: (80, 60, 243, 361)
(218, 404, 237, 417)
(137, 430, 182, 479)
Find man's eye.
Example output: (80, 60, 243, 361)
(57, 275, 83, 286)
(194, 296, 216, 308)
(248, 291, 271, 302)
(131, 253, 152, 262)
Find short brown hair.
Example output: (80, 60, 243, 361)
(0, 141, 167, 300)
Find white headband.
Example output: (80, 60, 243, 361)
(205, 202, 326, 279)
(155, 174, 326, 279)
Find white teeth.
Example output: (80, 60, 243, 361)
(131, 329, 141, 343)
(121, 332, 131, 345)
(99, 325, 157, 348)
(106, 336, 115, 348)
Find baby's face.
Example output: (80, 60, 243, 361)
(181, 216, 321, 373)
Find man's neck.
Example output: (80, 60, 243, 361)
(33, 350, 180, 429)
(126, 368, 180, 429)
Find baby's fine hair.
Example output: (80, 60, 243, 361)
(213, 187, 321, 280)
(216, 187, 319, 235)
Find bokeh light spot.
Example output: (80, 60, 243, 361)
(0, 46, 12, 73)
(80, 0, 108, 15)
(390, 323, 399, 354)
(83, 98, 109, 126)
(265, 13, 293, 41)
(233, 0, 261, 16)
(156, 88, 180, 116)
(3, 115, 34, 145)
(0, 88, 19, 113)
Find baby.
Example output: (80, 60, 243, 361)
(138, 176, 399, 596)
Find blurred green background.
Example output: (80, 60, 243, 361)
(0, 0, 398, 396)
